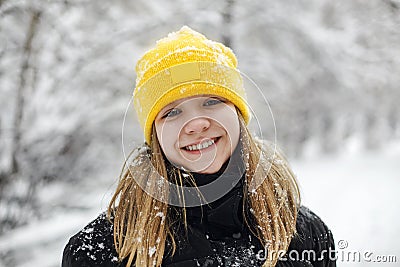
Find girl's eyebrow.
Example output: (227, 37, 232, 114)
(157, 97, 188, 117)
(157, 104, 177, 119)
(208, 96, 225, 100)
(160, 104, 175, 113)
(157, 95, 224, 119)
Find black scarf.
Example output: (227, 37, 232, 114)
(168, 142, 247, 239)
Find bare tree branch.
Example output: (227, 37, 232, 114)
(221, 0, 234, 47)
(10, 9, 41, 174)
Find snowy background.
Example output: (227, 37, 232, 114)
(1, 0, 400, 266)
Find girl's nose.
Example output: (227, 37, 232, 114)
(184, 117, 210, 134)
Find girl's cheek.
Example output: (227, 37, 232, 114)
(158, 121, 182, 148)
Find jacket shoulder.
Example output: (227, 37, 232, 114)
(285, 206, 336, 266)
(62, 212, 122, 267)
(295, 206, 334, 249)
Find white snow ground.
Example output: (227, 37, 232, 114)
(0, 142, 399, 267)
(292, 140, 400, 266)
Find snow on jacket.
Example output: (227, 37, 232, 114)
(62, 172, 336, 267)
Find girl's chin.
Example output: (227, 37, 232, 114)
(195, 167, 220, 174)
(183, 160, 225, 174)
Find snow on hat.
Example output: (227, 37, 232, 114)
(133, 26, 250, 144)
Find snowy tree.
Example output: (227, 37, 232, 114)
(0, 1, 399, 264)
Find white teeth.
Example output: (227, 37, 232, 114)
(185, 139, 215, 151)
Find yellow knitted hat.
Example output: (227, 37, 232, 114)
(133, 26, 250, 144)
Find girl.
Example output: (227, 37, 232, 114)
(62, 26, 336, 267)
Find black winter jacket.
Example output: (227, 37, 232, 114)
(62, 172, 336, 267)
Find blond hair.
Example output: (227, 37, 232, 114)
(108, 112, 300, 267)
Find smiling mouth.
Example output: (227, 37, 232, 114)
(182, 137, 219, 151)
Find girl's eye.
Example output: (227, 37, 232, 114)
(204, 98, 224, 106)
(162, 108, 181, 118)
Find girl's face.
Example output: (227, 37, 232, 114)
(154, 95, 240, 174)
